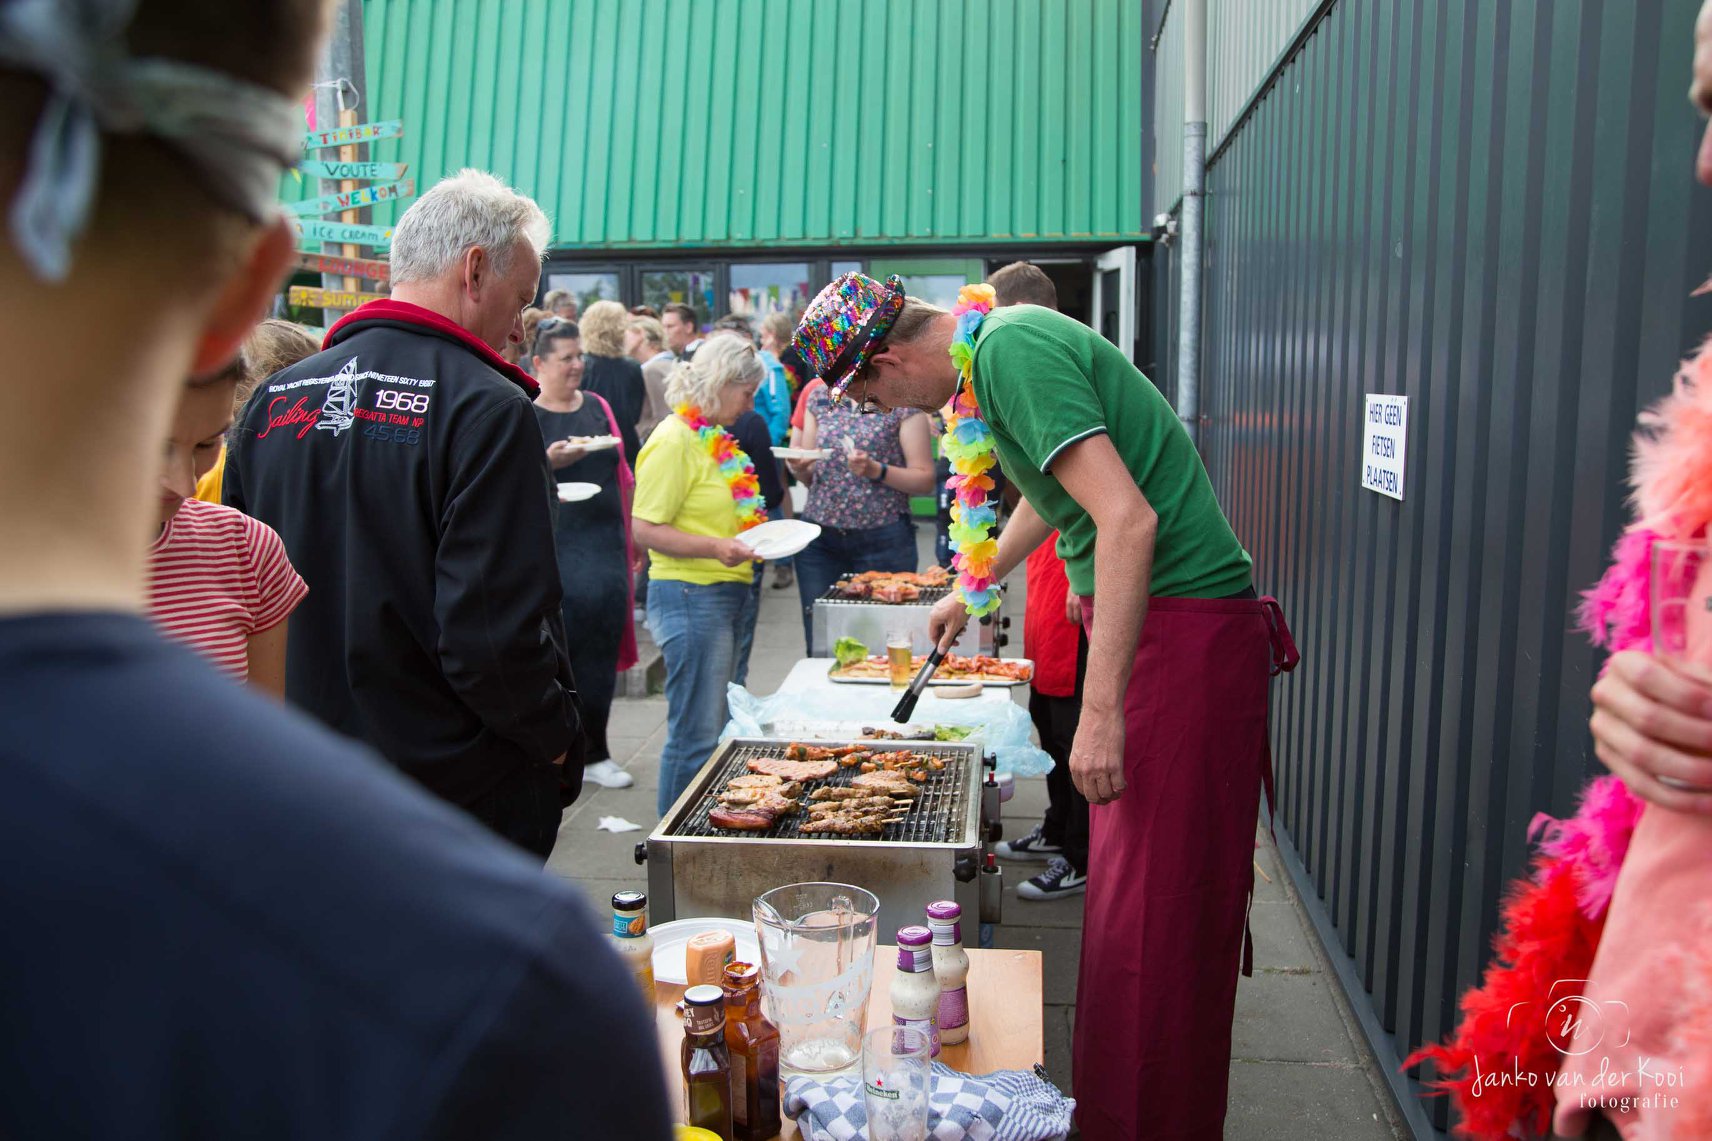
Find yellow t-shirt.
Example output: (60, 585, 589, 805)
(632, 417, 754, 585)
(194, 444, 227, 504)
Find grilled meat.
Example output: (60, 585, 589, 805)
(709, 806, 779, 831)
(726, 773, 792, 790)
(745, 757, 839, 781)
(716, 791, 799, 814)
(806, 796, 898, 814)
(851, 771, 920, 796)
(798, 812, 889, 835)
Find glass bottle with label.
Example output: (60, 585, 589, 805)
(926, 900, 970, 1045)
(609, 890, 656, 1007)
(682, 984, 734, 1140)
(889, 925, 941, 1057)
(722, 961, 780, 1141)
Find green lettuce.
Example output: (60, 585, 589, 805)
(833, 637, 869, 667)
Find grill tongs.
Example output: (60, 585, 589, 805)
(890, 645, 946, 722)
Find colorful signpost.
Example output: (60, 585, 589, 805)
(298, 159, 409, 181)
(296, 252, 391, 283)
(286, 178, 416, 217)
(289, 286, 387, 310)
(289, 116, 410, 319)
(292, 218, 394, 245)
(301, 119, 404, 150)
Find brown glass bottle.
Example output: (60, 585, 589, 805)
(681, 984, 734, 1140)
(722, 962, 780, 1141)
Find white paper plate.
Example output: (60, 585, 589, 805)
(772, 446, 833, 461)
(650, 916, 762, 985)
(568, 435, 620, 452)
(738, 519, 822, 560)
(556, 481, 601, 503)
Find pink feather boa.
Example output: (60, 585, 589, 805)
(1410, 339, 1712, 1138)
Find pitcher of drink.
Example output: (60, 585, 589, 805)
(752, 882, 880, 1078)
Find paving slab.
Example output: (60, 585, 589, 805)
(1231, 971, 1361, 1065)
(1225, 1059, 1403, 1140)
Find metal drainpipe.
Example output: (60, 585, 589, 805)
(1176, 0, 1207, 447)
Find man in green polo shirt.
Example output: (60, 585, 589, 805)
(793, 273, 1296, 1140)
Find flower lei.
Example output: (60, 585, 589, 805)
(674, 404, 767, 531)
(943, 284, 1001, 616)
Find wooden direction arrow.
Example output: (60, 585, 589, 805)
(296, 252, 391, 283)
(292, 218, 393, 245)
(289, 286, 386, 310)
(298, 159, 409, 181)
(301, 119, 404, 150)
(286, 179, 415, 217)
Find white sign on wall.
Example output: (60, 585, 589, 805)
(1361, 394, 1408, 500)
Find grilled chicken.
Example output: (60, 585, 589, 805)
(805, 796, 897, 815)
(798, 812, 889, 835)
(851, 772, 920, 796)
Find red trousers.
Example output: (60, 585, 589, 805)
(1072, 595, 1294, 1140)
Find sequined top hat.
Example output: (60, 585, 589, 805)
(791, 272, 907, 398)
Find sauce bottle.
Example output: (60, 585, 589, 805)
(722, 961, 780, 1141)
(682, 984, 734, 1140)
(889, 925, 941, 1057)
(926, 900, 971, 1045)
(609, 890, 656, 1007)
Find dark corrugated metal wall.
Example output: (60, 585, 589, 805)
(1150, 0, 1712, 1133)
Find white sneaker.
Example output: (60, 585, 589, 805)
(583, 759, 634, 789)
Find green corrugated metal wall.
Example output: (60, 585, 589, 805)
(350, 0, 1147, 248)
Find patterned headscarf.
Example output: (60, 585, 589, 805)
(0, 0, 304, 281)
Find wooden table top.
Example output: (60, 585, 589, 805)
(654, 946, 1044, 1140)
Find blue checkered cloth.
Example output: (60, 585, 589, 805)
(783, 1062, 1075, 1141)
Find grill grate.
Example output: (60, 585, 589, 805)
(667, 739, 978, 844)
(816, 585, 956, 606)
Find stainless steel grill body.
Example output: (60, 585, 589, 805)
(812, 584, 999, 657)
(642, 738, 988, 940)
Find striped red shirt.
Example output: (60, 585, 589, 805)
(146, 498, 308, 680)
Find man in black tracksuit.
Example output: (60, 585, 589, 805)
(226, 215, 583, 857)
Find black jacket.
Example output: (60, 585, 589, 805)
(225, 302, 583, 806)
(579, 353, 645, 464)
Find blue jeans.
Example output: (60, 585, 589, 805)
(794, 516, 919, 656)
(647, 578, 750, 817)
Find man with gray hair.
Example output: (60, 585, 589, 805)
(226, 169, 585, 858)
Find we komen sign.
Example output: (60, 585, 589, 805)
(1361, 394, 1408, 501)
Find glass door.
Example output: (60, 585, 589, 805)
(1091, 245, 1138, 363)
(865, 257, 986, 310)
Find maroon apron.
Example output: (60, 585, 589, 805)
(1072, 594, 1297, 1141)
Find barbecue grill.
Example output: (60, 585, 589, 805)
(638, 737, 996, 940)
(812, 579, 1005, 657)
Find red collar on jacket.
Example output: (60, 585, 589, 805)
(324, 299, 539, 396)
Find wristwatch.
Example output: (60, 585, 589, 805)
(874, 462, 889, 483)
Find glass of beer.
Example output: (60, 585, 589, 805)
(886, 629, 913, 689)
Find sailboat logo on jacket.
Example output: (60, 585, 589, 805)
(315, 357, 360, 437)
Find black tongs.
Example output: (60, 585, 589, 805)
(890, 645, 947, 722)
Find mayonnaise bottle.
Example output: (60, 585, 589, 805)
(890, 925, 941, 1057)
(926, 900, 970, 1045)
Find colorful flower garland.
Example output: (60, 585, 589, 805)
(943, 284, 1002, 616)
(674, 403, 768, 531)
